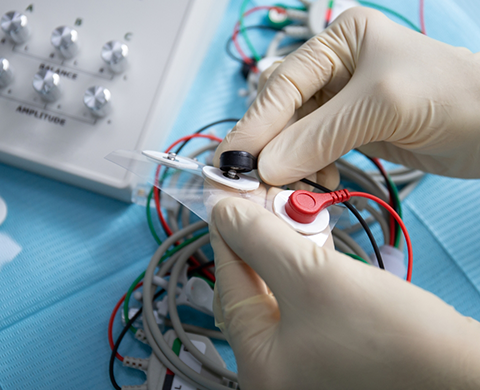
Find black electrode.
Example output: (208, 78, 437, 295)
(219, 151, 257, 173)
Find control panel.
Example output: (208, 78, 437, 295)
(0, 0, 227, 201)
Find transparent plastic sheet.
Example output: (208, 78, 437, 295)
(106, 149, 344, 247)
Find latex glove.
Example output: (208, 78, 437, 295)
(210, 197, 480, 390)
(214, 7, 480, 187)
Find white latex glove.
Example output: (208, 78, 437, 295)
(214, 7, 480, 186)
(210, 197, 480, 390)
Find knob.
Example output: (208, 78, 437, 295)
(83, 86, 111, 117)
(33, 69, 61, 102)
(101, 40, 128, 73)
(0, 58, 14, 88)
(1, 11, 30, 43)
(51, 26, 79, 58)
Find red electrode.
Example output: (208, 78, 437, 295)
(285, 189, 351, 224)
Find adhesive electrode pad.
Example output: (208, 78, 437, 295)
(142, 150, 202, 171)
(273, 190, 330, 235)
(202, 166, 260, 191)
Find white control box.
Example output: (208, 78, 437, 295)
(0, 0, 227, 201)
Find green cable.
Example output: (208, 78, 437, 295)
(389, 176, 404, 248)
(124, 231, 209, 333)
(240, 0, 262, 62)
(238, 1, 419, 64)
(345, 252, 369, 264)
(358, 1, 422, 32)
(147, 186, 163, 245)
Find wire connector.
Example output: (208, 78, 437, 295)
(123, 356, 149, 372)
(121, 385, 147, 390)
(134, 328, 149, 345)
(286, 189, 350, 223)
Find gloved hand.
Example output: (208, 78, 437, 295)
(210, 197, 480, 390)
(214, 7, 480, 187)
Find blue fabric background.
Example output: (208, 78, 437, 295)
(1, 0, 480, 388)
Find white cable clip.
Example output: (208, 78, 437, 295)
(175, 264, 214, 316)
(370, 245, 406, 278)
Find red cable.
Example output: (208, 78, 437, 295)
(349, 192, 413, 282)
(108, 282, 143, 362)
(371, 158, 396, 246)
(232, 24, 254, 65)
(153, 133, 223, 235)
(419, 0, 427, 35)
(154, 133, 223, 235)
(153, 133, 223, 282)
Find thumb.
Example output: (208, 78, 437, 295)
(210, 203, 279, 352)
(211, 196, 331, 315)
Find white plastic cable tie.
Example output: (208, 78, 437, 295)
(370, 245, 406, 278)
(175, 265, 214, 316)
(156, 296, 169, 318)
(184, 277, 214, 316)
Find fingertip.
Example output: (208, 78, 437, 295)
(316, 163, 340, 190)
(257, 147, 284, 186)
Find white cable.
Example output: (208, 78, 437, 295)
(333, 228, 370, 262)
(167, 244, 237, 381)
(284, 25, 312, 38)
(285, 8, 309, 22)
(266, 31, 286, 58)
(163, 319, 226, 341)
(142, 225, 236, 389)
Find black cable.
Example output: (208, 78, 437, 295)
(109, 289, 165, 390)
(225, 24, 280, 64)
(300, 178, 385, 270)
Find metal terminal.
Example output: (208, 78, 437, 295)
(165, 152, 177, 161)
(224, 169, 240, 180)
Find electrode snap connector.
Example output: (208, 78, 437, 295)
(202, 150, 260, 190)
(286, 189, 350, 224)
(142, 150, 201, 171)
(219, 150, 257, 179)
(273, 190, 331, 235)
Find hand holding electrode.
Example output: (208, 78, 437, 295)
(211, 198, 480, 390)
(214, 7, 480, 186)
(211, 6, 480, 390)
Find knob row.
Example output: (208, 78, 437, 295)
(0, 59, 110, 117)
(1, 11, 128, 72)
(33, 69, 111, 116)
